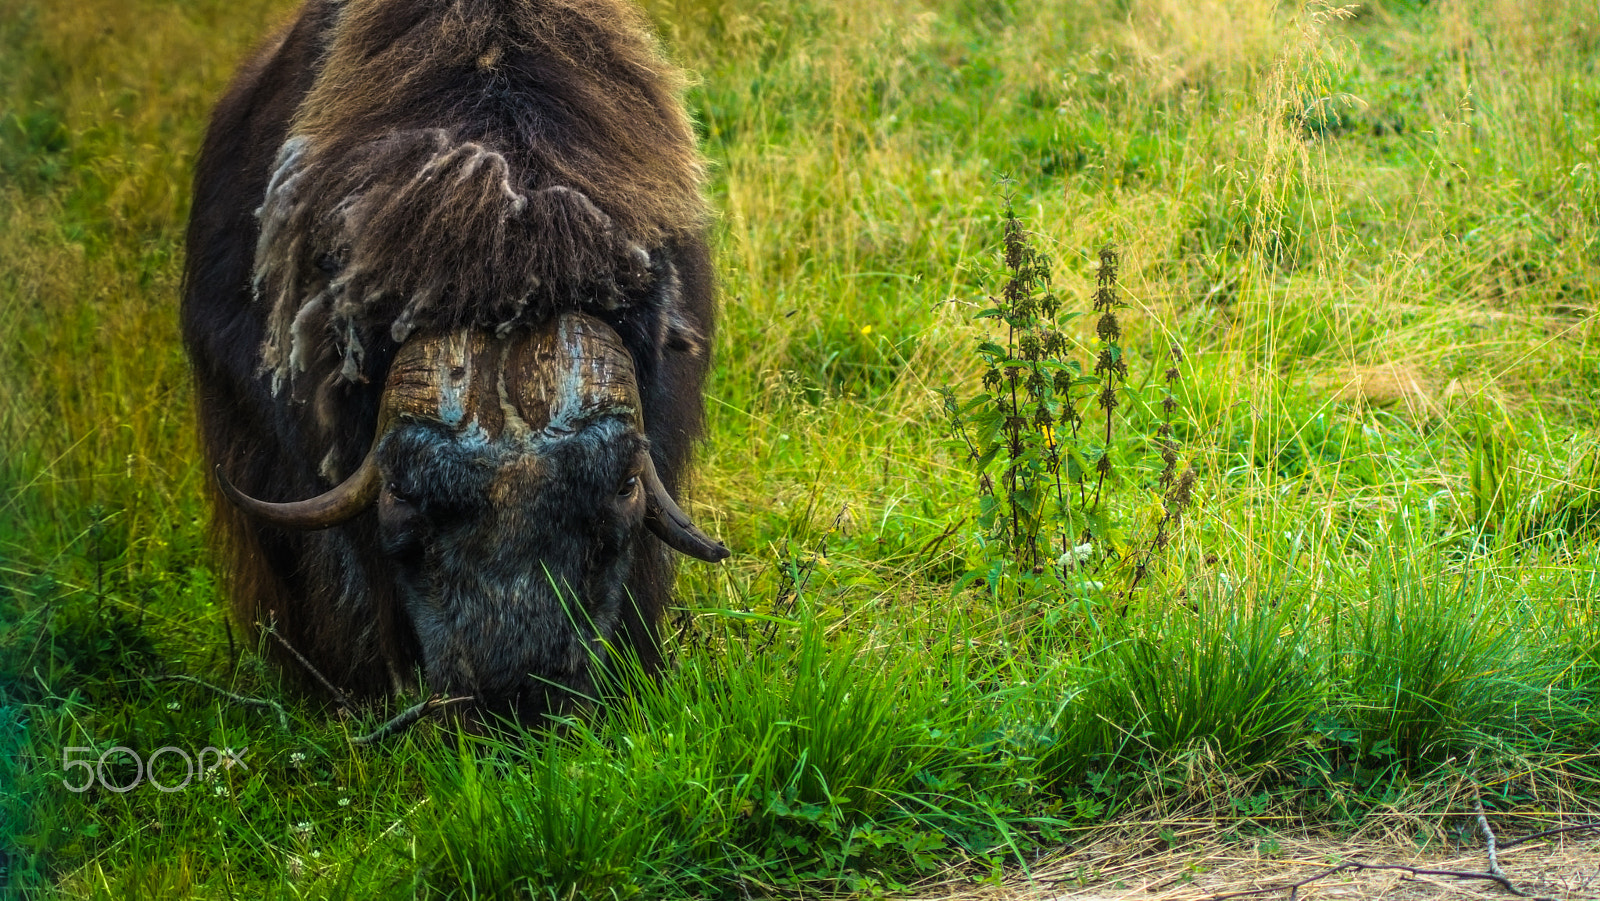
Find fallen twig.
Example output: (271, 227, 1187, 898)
(917, 516, 966, 561)
(1500, 821, 1600, 849)
(153, 674, 292, 734)
(1205, 859, 1535, 901)
(260, 618, 352, 713)
(1473, 791, 1510, 885)
(350, 694, 474, 746)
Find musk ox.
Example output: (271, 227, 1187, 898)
(182, 0, 727, 724)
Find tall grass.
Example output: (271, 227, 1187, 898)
(3, 0, 1599, 896)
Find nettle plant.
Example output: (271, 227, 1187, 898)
(943, 203, 1195, 606)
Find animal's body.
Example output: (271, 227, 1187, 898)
(183, 0, 725, 723)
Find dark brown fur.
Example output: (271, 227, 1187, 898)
(183, 0, 715, 699)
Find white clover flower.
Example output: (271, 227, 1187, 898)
(1057, 542, 1095, 569)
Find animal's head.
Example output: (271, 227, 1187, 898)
(219, 313, 726, 721)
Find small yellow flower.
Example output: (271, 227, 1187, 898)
(859, 324, 873, 336)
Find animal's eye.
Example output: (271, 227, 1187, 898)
(617, 475, 639, 498)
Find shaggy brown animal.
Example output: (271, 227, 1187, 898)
(183, 0, 724, 722)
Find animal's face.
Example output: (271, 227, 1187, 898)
(219, 314, 725, 721)
(376, 415, 649, 716)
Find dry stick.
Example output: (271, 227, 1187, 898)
(259, 618, 352, 713)
(1501, 821, 1600, 849)
(917, 516, 967, 562)
(154, 674, 292, 734)
(1204, 860, 1534, 901)
(350, 694, 474, 746)
(1474, 792, 1510, 884)
(669, 603, 702, 655)
(376, 797, 430, 843)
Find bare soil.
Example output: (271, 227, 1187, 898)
(917, 823, 1600, 901)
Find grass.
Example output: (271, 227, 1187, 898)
(3, 0, 1599, 896)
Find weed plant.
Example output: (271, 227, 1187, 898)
(943, 205, 1195, 613)
(3, 0, 1600, 896)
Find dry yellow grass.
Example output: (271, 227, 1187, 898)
(914, 825, 1600, 901)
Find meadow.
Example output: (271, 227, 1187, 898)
(2, 0, 1599, 896)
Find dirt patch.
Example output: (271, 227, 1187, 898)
(917, 824, 1600, 901)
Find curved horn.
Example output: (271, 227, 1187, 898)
(641, 456, 729, 563)
(216, 447, 382, 531)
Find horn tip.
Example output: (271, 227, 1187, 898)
(214, 463, 246, 503)
(671, 528, 731, 564)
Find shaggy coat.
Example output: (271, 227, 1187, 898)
(183, 0, 715, 696)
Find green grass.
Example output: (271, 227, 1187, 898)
(4, 0, 1600, 896)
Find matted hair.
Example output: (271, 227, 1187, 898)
(252, 0, 708, 392)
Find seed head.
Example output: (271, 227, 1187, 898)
(1025, 368, 1048, 397)
(1041, 329, 1067, 356)
(1096, 309, 1121, 342)
(1019, 332, 1041, 360)
(1094, 347, 1127, 379)
(1167, 467, 1197, 512)
(1097, 245, 1119, 284)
